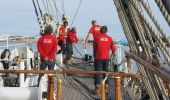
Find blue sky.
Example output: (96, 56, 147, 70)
(0, 0, 169, 40)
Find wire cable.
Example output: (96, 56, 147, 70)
(60, 0, 65, 14)
(32, 0, 39, 21)
(36, 0, 43, 17)
(41, 0, 48, 13)
(70, 0, 83, 27)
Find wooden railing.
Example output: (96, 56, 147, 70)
(0, 70, 142, 100)
(125, 51, 170, 84)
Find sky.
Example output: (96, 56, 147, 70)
(0, 0, 169, 40)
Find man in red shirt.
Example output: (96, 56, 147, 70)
(57, 21, 68, 54)
(37, 25, 57, 87)
(84, 20, 101, 54)
(66, 27, 78, 64)
(93, 26, 116, 95)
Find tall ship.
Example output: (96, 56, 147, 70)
(0, 0, 170, 100)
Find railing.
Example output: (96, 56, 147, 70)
(125, 51, 170, 84)
(0, 34, 38, 49)
(0, 70, 142, 100)
(125, 51, 170, 98)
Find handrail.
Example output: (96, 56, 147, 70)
(0, 70, 142, 78)
(0, 69, 142, 100)
(125, 51, 170, 84)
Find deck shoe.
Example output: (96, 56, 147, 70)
(66, 60, 72, 65)
(92, 84, 101, 96)
(69, 59, 74, 64)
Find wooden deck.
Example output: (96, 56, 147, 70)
(56, 58, 132, 100)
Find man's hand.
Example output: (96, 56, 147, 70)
(44, 57, 49, 61)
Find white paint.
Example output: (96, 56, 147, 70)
(117, 44, 122, 71)
(19, 60, 25, 87)
(38, 75, 48, 100)
(0, 87, 38, 100)
(56, 53, 63, 67)
(0, 77, 4, 87)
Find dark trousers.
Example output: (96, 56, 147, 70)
(37, 60, 55, 86)
(57, 40, 66, 54)
(66, 43, 73, 60)
(94, 59, 109, 85)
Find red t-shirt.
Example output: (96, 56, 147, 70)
(94, 34, 116, 60)
(37, 34, 57, 60)
(58, 25, 67, 44)
(88, 24, 101, 40)
(67, 31, 78, 43)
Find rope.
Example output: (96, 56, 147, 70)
(41, 0, 48, 13)
(114, 0, 163, 99)
(46, 0, 50, 13)
(70, 0, 83, 27)
(128, 0, 153, 59)
(73, 44, 84, 58)
(47, 0, 55, 17)
(140, 0, 170, 45)
(54, 62, 93, 99)
(52, 0, 62, 20)
(64, 74, 92, 99)
(32, 0, 39, 21)
(60, 0, 65, 14)
(113, 0, 138, 53)
(36, 0, 43, 17)
(130, 0, 170, 66)
(154, 0, 170, 27)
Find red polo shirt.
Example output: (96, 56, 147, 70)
(37, 34, 57, 60)
(58, 25, 67, 44)
(67, 31, 78, 43)
(88, 24, 101, 40)
(94, 33, 116, 60)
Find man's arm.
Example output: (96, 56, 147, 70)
(111, 39, 116, 54)
(53, 38, 57, 53)
(84, 27, 93, 49)
(37, 38, 46, 59)
(85, 33, 91, 43)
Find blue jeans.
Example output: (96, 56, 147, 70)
(37, 60, 55, 86)
(94, 59, 109, 85)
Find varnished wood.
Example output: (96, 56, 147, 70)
(115, 77, 122, 100)
(0, 70, 142, 78)
(101, 83, 105, 100)
(57, 79, 62, 100)
(47, 75, 54, 100)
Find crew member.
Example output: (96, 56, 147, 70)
(93, 26, 116, 95)
(57, 21, 68, 54)
(84, 20, 101, 53)
(66, 27, 78, 65)
(37, 25, 57, 87)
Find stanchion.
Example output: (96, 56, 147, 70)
(57, 78, 62, 100)
(101, 75, 108, 100)
(115, 77, 122, 100)
(47, 75, 54, 100)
